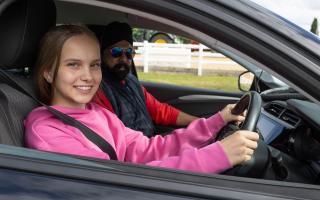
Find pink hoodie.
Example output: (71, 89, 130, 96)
(24, 103, 231, 173)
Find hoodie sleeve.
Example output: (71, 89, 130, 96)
(124, 112, 231, 173)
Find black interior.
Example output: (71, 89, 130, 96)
(0, 0, 56, 146)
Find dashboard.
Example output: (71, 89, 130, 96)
(257, 111, 285, 144)
(259, 99, 320, 159)
(256, 96, 320, 183)
(258, 100, 300, 145)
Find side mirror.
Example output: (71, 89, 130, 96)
(238, 71, 254, 92)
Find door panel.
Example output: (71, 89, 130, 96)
(141, 81, 242, 118)
(141, 81, 242, 134)
(0, 169, 206, 200)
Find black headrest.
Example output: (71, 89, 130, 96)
(0, 0, 56, 69)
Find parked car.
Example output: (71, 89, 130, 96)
(1, 0, 320, 199)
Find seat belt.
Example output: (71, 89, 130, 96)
(0, 69, 118, 160)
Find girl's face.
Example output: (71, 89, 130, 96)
(45, 34, 101, 109)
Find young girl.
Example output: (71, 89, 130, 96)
(24, 25, 259, 174)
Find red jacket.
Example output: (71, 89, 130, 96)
(93, 87, 179, 125)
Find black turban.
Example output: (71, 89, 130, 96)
(100, 21, 133, 51)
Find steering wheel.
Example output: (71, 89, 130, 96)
(219, 91, 270, 178)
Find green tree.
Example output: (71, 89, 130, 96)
(132, 28, 158, 42)
(132, 28, 192, 44)
(132, 28, 145, 42)
(310, 17, 319, 35)
(175, 36, 192, 44)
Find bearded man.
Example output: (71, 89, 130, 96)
(93, 22, 197, 137)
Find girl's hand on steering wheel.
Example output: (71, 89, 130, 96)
(220, 130, 259, 166)
(220, 104, 246, 124)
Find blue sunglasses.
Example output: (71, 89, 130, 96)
(110, 47, 135, 58)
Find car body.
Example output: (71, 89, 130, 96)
(0, 0, 320, 199)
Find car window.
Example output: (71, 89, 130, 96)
(132, 29, 247, 92)
(2, 1, 320, 198)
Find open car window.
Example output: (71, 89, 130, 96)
(131, 29, 247, 92)
(1, 0, 320, 199)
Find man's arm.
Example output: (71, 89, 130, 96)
(176, 111, 199, 126)
(143, 87, 198, 126)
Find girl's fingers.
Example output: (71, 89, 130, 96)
(236, 115, 245, 122)
(245, 147, 254, 155)
(242, 131, 259, 141)
(242, 110, 247, 117)
(245, 139, 258, 149)
(244, 155, 252, 162)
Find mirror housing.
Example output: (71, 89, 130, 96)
(238, 71, 254, 92)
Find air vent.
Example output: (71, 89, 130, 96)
(265, 103, 285, 117)
(280, 111, 300, 127)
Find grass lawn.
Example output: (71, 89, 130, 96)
(138, 72, 240, 92)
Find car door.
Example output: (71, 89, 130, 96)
(1, 145, 320, 200)
(2, 0, 320, 199)
(100, 0, 320, 196)
(140, 80, 241, 133)
(141, 80, 241, 118)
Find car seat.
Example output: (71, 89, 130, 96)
(0, 0, 56, 146)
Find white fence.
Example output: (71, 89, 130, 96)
(133, 41, 242, 76)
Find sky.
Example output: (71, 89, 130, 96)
(251, 0, 320, 31)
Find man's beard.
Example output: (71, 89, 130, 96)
(109, 63, 130, 80)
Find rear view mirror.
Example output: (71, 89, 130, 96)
(238, 71, 254, 92)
